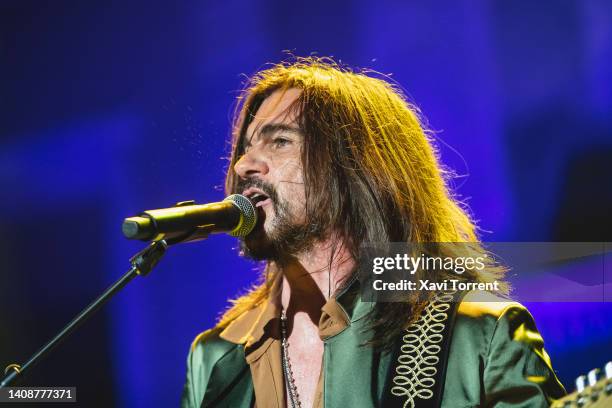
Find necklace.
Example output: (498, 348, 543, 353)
(280, 310, 302, 408)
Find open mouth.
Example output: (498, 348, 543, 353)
(244, 190, 272, 208)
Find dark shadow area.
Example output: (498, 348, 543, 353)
(0, 203, 116, 407)
(551, 147, 612, 241)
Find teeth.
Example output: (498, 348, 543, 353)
(248, 192, 268, 204)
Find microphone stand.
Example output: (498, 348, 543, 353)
(0, 239, 169, 388)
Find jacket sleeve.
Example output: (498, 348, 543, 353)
(482, 305, 566, 407)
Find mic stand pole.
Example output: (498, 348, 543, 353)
(0, 239, 169, 388)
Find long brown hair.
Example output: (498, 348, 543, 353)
(219, 57, 505, 347)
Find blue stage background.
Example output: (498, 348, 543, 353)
(1, 1, 611, 406)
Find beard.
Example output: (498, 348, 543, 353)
(236, 178, 325, 261)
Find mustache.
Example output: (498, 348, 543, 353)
(236, 178, 279, 204)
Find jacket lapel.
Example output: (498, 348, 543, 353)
(323, 314, 393, 407)
(323, 284, 392, 407)
(200, 345, 254, 408)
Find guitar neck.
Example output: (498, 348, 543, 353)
(551, 363, 612, 407)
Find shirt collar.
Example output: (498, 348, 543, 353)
(219, 272, 373, 351)
(219, 271, 282, 348)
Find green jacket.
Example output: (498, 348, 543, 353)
(181, 289, 565, 408)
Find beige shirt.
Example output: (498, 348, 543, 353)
(217, 274, 351, 408)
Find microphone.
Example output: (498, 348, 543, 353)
(122, 194, 257, 242)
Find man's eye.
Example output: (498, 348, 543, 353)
(272, 137, 291, 148)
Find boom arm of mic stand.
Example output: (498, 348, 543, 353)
(0, 239, 169, 388)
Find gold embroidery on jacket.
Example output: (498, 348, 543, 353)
(391, 291, 456, 408)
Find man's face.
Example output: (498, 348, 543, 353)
(234, 88, 313, 260)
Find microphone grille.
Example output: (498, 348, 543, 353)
(224, 194, 257, 237)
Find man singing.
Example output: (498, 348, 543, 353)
(181, 58, 565, 407)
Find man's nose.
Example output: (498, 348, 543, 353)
(234, 150, 269, 179)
